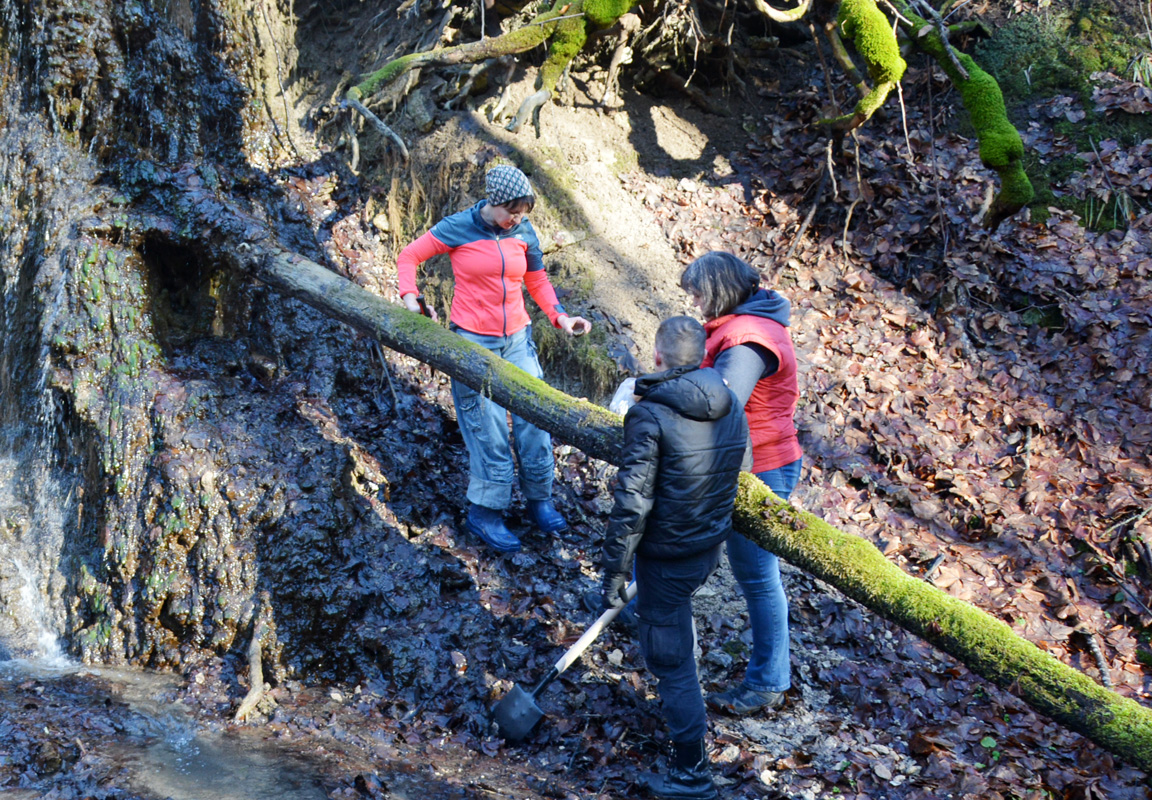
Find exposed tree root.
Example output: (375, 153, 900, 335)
(506, 88, 550, 132)
(752, 0, 813, 24)
(600, 13, 641, 107)
(234, 598, 274, 723)
(345, 96, 410, 161)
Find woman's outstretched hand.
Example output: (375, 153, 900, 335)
(401, 292, 438, 322)
(558, 314, 591, 337)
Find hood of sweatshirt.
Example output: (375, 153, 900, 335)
(732, 287, 791, 327)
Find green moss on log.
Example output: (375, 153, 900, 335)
(582, 0, 632, 29)
(838, 0, 906, 85)
(732, 473, 1152, 771)
(826, 0, 905, 129)
(952, 54, 1024, 169)
(539, 17, 587, 91)
(350, 10, 560, 100)
(896, 3, 1033, 226)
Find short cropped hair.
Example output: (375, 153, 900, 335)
(655, 316, 706, 369)
(679, 251, 761, 321)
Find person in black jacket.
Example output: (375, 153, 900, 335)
(601, 316, 750, 800)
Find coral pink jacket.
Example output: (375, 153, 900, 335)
(397, 201, 565, 337)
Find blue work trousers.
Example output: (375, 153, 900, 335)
(450, 325, 554, 509)
(635, 545, 722, 744)
(725, 457, 802, 692)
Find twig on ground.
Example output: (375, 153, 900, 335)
(235, 600, 273, 722)
(785, 154, 830, 265)
(842, 133, 862, 253)
(924, 553, 946, 584)
(811, 22, 842, 112)
(346, 96, 410, 161)
(1019, 425, 1034, 473)
(345, 114, 360, 173)
(827, 138, 840, 201)
(1113, 508, 1152, 536)
(372, 342, 401, 410)
(897, 80, 913, 162)
(1076, 625, 1114, 689)
(926, 67, 950, 257)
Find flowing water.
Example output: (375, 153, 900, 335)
(0, 9, 324, 793)
(0, 660, 328, 800)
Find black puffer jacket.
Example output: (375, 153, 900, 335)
(601, 365, 750, 576)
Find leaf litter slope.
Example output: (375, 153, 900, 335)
(257, 85, 1152, 800)
(616, 68, 1151, 800)
(259, 60, 1152, 800)
(137, 12, 1148, 800)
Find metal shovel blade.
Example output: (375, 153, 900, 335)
(491, 683, 543, 742)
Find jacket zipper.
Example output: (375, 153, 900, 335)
(495, 232, 508, 337)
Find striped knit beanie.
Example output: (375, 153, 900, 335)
(486, 165, 533, 206)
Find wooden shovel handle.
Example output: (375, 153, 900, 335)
(551, 581, 637, 678)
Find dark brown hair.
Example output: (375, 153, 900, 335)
(679, 251, 761, 320)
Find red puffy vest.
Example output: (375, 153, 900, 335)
(703, 313, 802, 473)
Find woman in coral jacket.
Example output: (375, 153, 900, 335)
(397, 165, 591, 554)
(680, 250, 803, 717)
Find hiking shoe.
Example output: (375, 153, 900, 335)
(465, 504, 520, 553)
(640, 739, 718, 800)
(582, 589, 637, 627)
(706, 684, 785, 716)
(526, 499, 568, 533)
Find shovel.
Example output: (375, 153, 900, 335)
(492, 581, 637, 742)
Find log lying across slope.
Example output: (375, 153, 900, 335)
(148, 170, 1152, 771)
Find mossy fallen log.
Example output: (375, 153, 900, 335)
(255, 249, 625, 463)
(144, 166, 624, 464)
(146, 171, 1152, 770)
(734, 473, 1152, 772)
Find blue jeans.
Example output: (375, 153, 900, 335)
(451, 325, 554, 510)
(635, 545, 721, 744)
(726, 457, 802, 693)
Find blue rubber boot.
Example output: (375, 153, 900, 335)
(526, 499, 568, 533)
(465, 504, 520, 553)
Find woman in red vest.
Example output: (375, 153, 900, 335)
(680, 251, 803, 715)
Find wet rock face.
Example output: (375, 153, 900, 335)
(11, 0, 269, 166)
(0, 0, 428, 682)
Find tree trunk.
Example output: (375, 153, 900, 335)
(149, 173, 1152, 772)
(734, 474, 1152, 772)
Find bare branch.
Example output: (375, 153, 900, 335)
(910, 0, 969, 80)
(344, 97, 410, 161)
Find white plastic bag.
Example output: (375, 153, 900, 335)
(608, 377, 638, 416)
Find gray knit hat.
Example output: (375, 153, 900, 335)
(486, 165, 533, 206)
